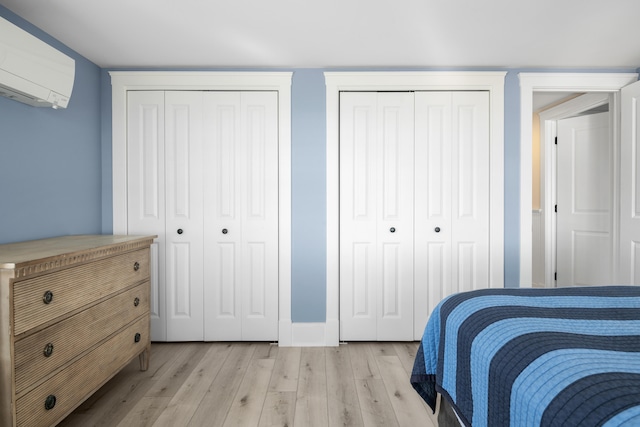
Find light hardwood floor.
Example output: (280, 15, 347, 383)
(57, 342, 438, 427)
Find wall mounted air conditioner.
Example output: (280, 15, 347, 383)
(0, 16, 75, 109)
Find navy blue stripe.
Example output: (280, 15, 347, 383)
(452, 306, 640, 421)
(436, 287, 640, 382)
(487, 333, 640, 426)
(438, 286, 640, 325)
(541, 373, 640, 426)
(410, 344, 438, 410)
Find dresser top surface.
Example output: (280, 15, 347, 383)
(0, 235, 156, 269)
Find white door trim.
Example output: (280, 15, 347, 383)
(325, 71, 506, 346)
(519, 72, 638, 287)
(109, 71, 294, 345)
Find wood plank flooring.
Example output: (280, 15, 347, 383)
(57, 342, 437, 427)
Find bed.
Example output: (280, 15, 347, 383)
(410, 286, 640, 427)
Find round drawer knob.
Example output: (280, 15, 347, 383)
(134, 297, 140, 307)
(44, 395, 57, 411)
(134, 333, 141, 343)
(43, 343, 54, 358)
(133, 261, 140, 271)
(43, 291, 53, 305)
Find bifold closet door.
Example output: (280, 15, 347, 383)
(413, 91, 490, 339)
(203, 92, 279, 341)
(339, 91, 490, 342)
(164, 92, 204, 341)
(127, 91, 205, 341)
(127, 91, 166, 341)
(127, 91, 278, 342)
(339, 92, 415, 341)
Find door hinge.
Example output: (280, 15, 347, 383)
(555, 136, 558, 145)
(555, 204, 557, 213)
(554, 272, 557, 281)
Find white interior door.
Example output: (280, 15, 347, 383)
(340, 91, 490, 341)
(127, 91, 166, 341)
(414, 92, 452, 337)
(203, 92, 279, 341)
(556, 112, 612, 286)
(414, 91, 490, 339)
(164, 92, 204, 340)
(128, 90, 278, 342)
(128, 91, 205, 342)
(620, 79, 640, 285)
(339, 92, 415, 341)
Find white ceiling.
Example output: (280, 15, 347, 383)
(1, 0, 640, 69)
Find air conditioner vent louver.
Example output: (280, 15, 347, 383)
(0, 16, 75, 108)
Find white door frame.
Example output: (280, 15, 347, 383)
(110, 71, 294, 345)
(519, 73, 638, 287)
(325, 71, 506, 346)
(538, 93, 614, 287)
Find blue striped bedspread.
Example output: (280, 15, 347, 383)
(410, 286, 640, 427)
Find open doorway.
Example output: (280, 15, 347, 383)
(532, 92, 615, 287)
(518, 72, 638, 288)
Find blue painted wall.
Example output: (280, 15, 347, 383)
(290, 69, 327, 321)
(2, 5, 638, 322)
(0, 7, 102, 245)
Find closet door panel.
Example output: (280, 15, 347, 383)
(203, 92, 243, 340)
(451, 92, 490, 293)
(340, 92, 414, 341)
(340, 93, 378, 340)
(240, 92, 279, 341)
(216, 242, 237, 318)
(127, 91, 166, 341)
(165, 92, 204, 341)
(414, 92, 452, 337)
(376, 93, 414, 341)
(203, 91, 279, 341)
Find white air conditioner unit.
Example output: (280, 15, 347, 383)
(0, 16, 75, 109)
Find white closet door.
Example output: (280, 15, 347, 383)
(414, 92, 453, 337)
(450, 91, 490, 295)
(414, 91, 490, 340)
(164, 92, 204, 341)
(127, 91, 166, 341)
(203, 92, 279, 341)
(240, 92, 279, 340)
(340, 92, 415, 341)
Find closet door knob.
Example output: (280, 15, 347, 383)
(390, 227, 396, 233)
(222, 228, 228, 234)
(177, 229, 183, 234)
(434, 227, 441, 233)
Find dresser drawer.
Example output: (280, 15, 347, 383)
(14, 281, 150, 396)
(13, 249, 149, 335)
(15, 315, 150, 427)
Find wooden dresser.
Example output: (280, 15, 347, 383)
(0, 235, 155, 427)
